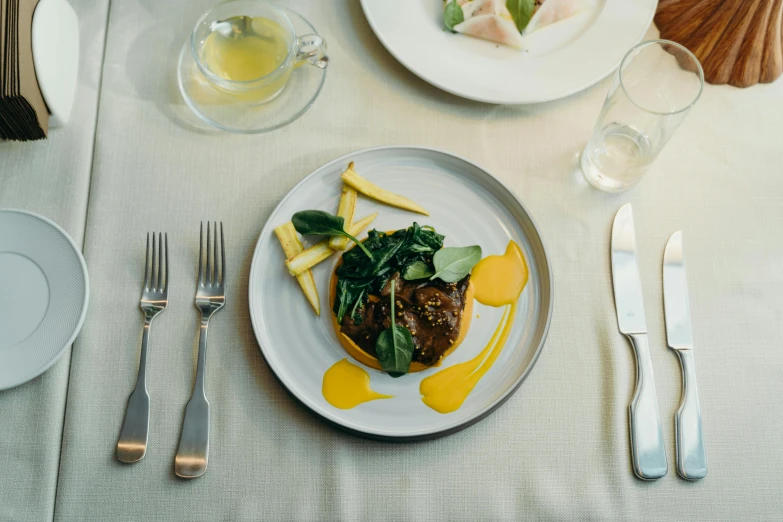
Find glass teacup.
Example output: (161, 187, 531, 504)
(191, 0, 328, 104)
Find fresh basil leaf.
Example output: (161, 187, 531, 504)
(431, 245, 482, 283)
(292, 210, 373, 258)
(378, 326, 415, 377)
(443, 0, 464, 32)
(506, 0, 535, 32)
(375, 280, 415, 376)
(403, 260, 434, 280)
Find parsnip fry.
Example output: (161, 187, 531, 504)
(286, 241, 333, 276)
(274, 222, 304, 259)
(274, 223, 321, 315)
(329, 185, 358, 250)
(348, 212, 377, 236)
(341, 162, 429, 216)
(284, 212, 379, 278)
(294, 270, 320, 315)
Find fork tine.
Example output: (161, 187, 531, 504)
(212, 222, 218, 287)
(151, 232, 158, 291)
(163, 233, 169, 293)
(220, 222, 225, 286)
(157, 232, 163, 291)
(206, 221, 213, 286)
(144, 232, 151, 291)
(198, 222, 204, 287)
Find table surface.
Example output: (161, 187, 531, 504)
(2, 1, 783, 520)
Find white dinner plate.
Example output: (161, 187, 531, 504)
(0, 209, 89, 390)
(360, 0, 656, 104)
(248, 147, 552, 440)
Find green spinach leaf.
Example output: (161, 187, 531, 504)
(443, 0, 464, 32)
(333, 223, 443, 324)
(375, 280, 415, 377)
(506, 0, 535, 32)
(431, 245, 482, 283)
(292, 210, 373, 259)
(349, 289, 365, 324)
(403, 260, 434, 280)
(335, 279, 351, 324)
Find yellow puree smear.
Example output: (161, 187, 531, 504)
(322, 359, 391, 409)
(420, 241, 528, 414)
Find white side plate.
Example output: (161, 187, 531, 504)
(360, 0, 656, 104)
(248, 146, 552, 439)
(0, 209, 89, 390)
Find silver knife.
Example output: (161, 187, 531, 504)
(611, 203, 667, 480)
(663, 231, 707, 480)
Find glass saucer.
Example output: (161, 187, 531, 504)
(177, 8, 326, 134)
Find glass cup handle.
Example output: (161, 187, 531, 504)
(294, 34, 328, 69)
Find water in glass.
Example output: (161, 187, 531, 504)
(581, 123, 654, 192)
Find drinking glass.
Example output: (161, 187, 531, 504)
(580, 40, 704, 192)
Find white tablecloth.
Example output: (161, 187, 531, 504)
(3, 0, 783, 520)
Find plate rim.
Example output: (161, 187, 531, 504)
(0, 208, 90, 391)
(359, 0, 657, 105)
(248, 145, 553, 440)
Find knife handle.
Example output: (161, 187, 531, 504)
(626, 333, 668, 480)
(674, 349, 707, 480)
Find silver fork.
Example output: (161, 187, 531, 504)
(174, 222, 225, 479)
(117, 232, 168, 463)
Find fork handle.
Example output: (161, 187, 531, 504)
(175, 321, 210, 478)
(117, 319, 152, 463)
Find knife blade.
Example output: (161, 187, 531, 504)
(611, 203, 667, 480)
(663, 231, 707, 480)
(663, 231, 693, 349)
(611, 204, 647, 335)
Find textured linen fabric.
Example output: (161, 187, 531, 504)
(0, 1, 109, 520)
(49, 0, 783, 520)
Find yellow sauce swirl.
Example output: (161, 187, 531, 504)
(420, 241, 528, 413)
(322, 359, 391, 409)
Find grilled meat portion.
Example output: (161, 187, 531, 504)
(340, 274, 470, 366)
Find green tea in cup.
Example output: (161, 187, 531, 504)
(191, 1, 328, 104)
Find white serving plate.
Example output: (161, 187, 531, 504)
(248, 147, 552, 440)
(360, 0, 656, 104)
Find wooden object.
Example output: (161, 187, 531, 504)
(655, 0, 783, 87)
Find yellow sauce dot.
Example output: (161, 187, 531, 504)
(471, 241, 528, 307)
(322, 359, 391, 409)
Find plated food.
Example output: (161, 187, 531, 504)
(271, 160, 531, 415)
(248, 146, 552, 439)
(443, 0, 596, 50)
(332, 224, 478, 374)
